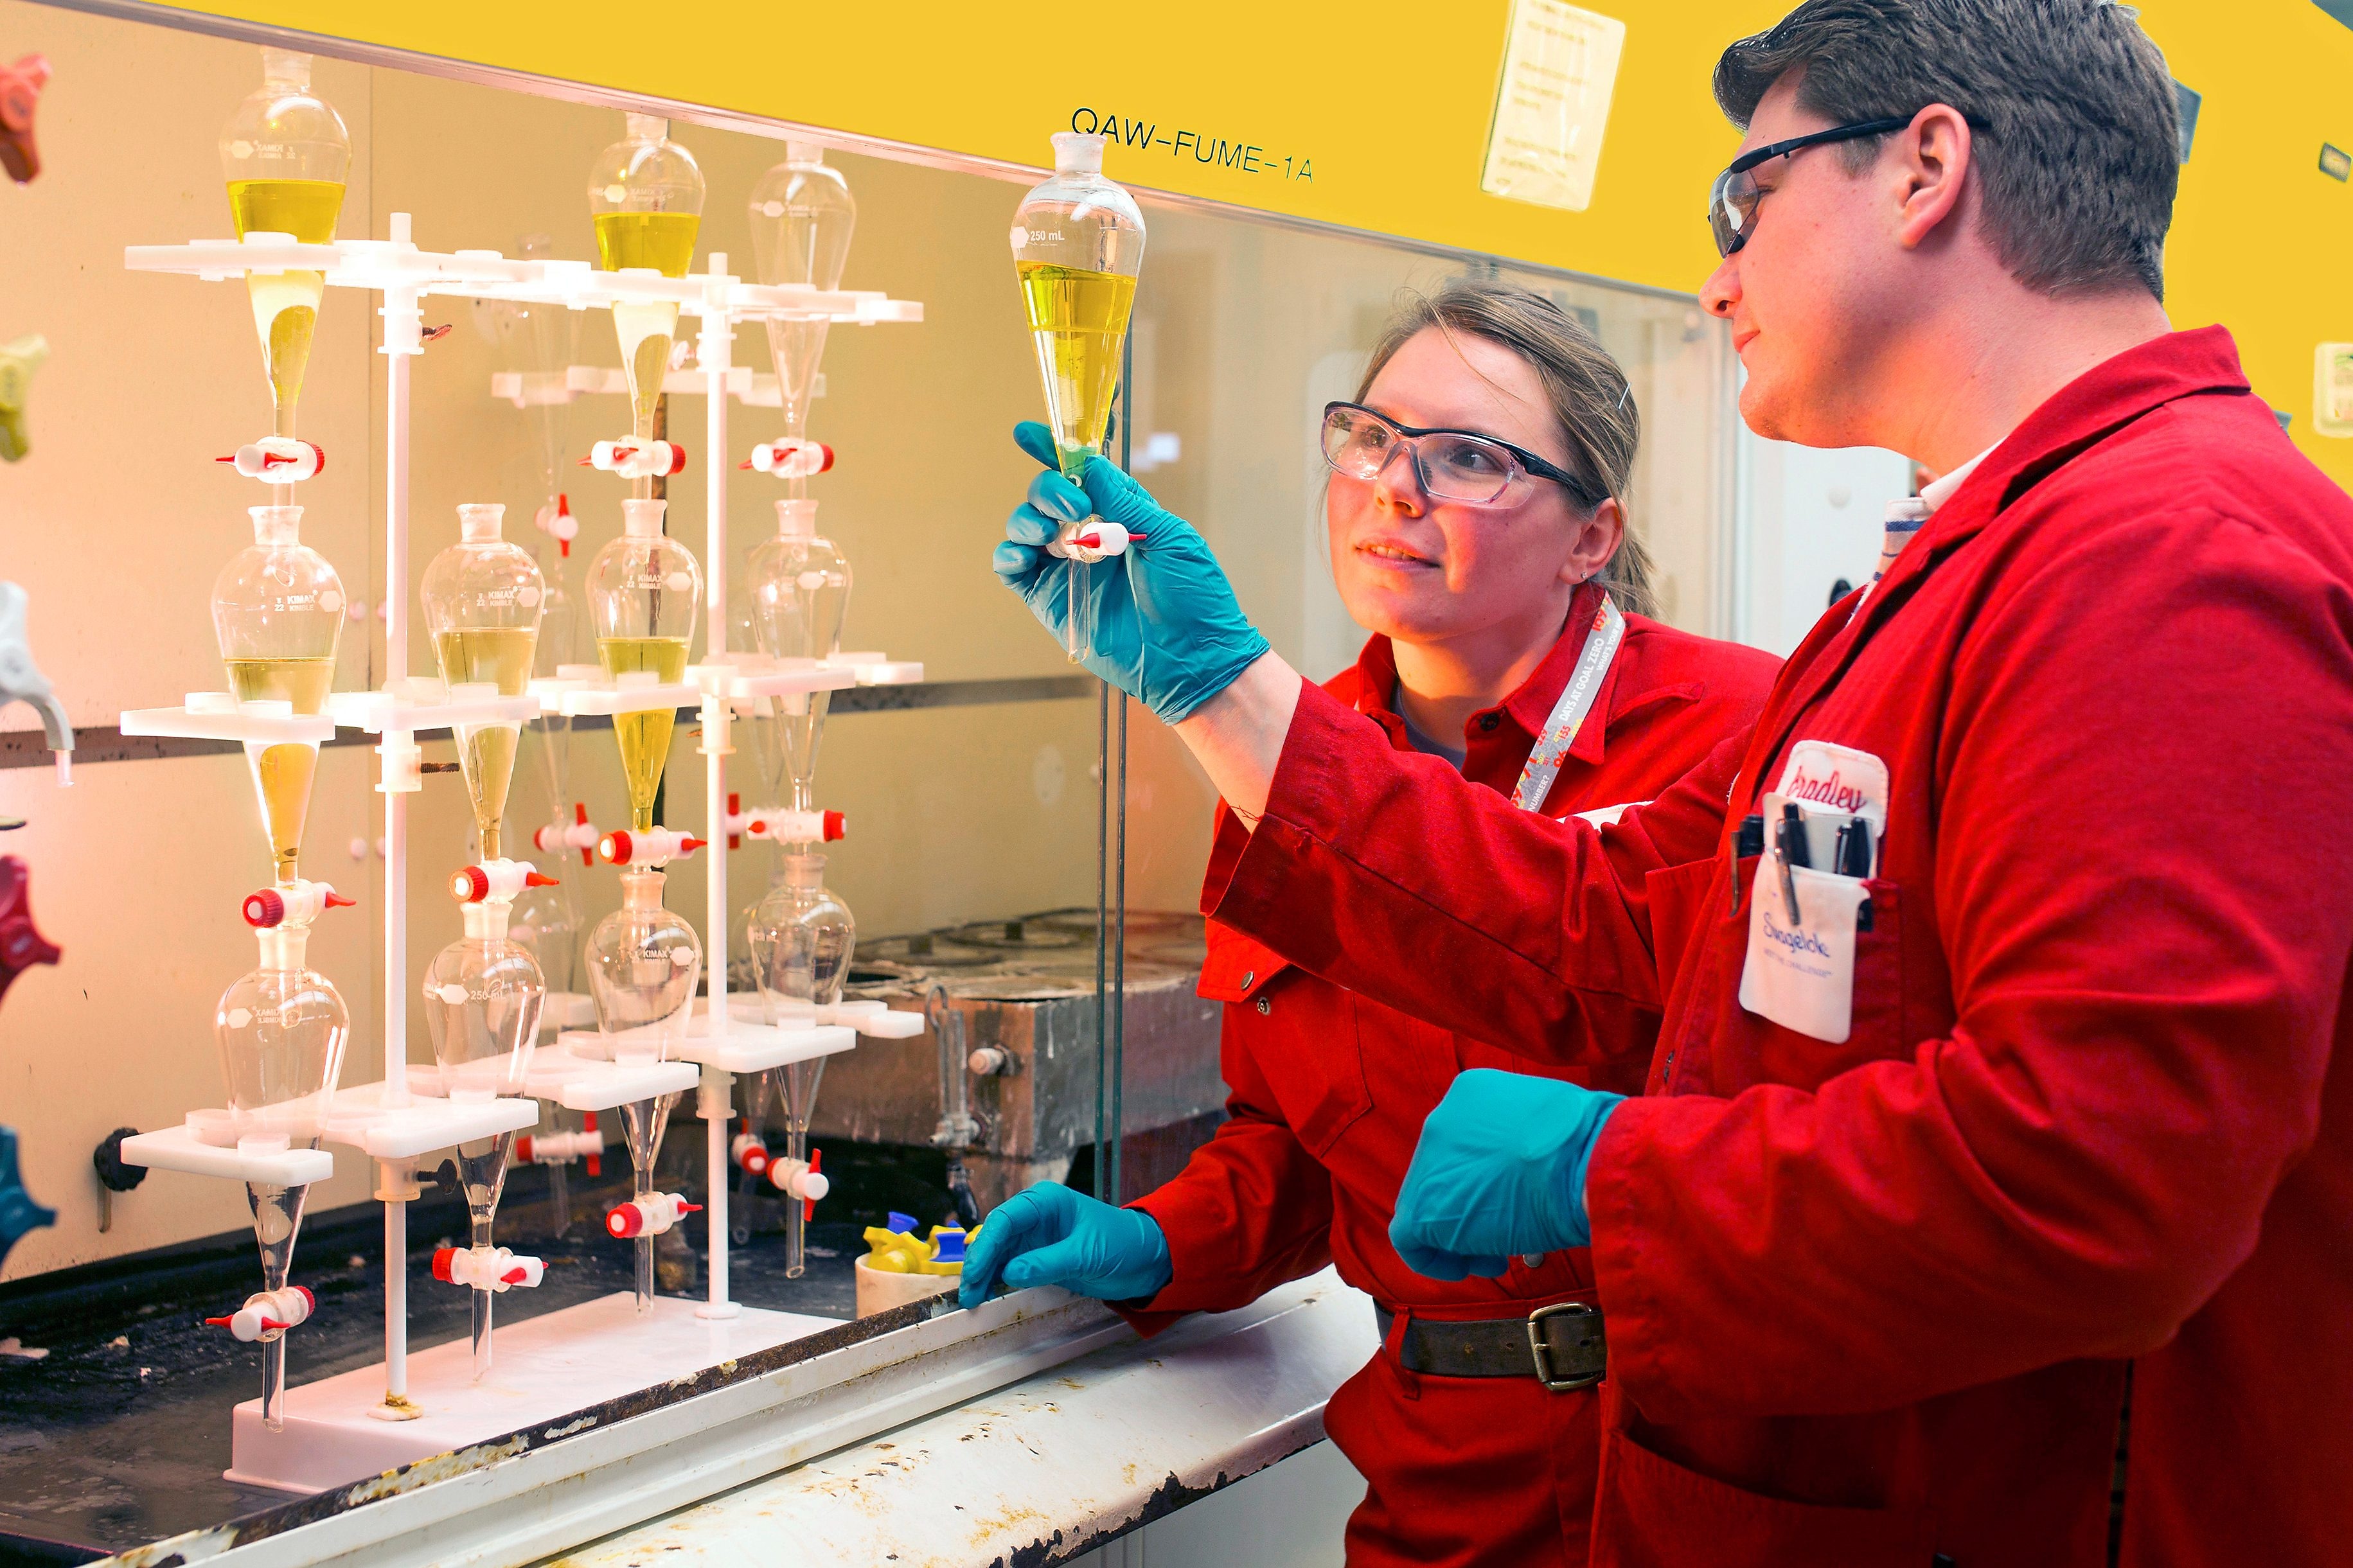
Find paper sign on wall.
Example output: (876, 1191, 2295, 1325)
(1481, 0, 1627, 213)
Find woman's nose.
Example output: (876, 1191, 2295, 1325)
(1371, 442, 1425, 514)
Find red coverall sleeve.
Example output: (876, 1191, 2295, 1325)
(1588, 511, 2353, 1420)
(1202, 680, 1742, 1063)
(1117, 1009, 1335, 1335)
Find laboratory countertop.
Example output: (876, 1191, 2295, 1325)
(547, 1268, 1376, 1568)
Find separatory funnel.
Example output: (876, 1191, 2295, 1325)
(747, 851, 853, 1277)
(747, 500, 851, 814)
(220, 49, 348, 439)
(423, 504, 544, 861)
(588, 114, 703, 455)
(211, 878, 352, 1431)
(588, 498, 701, 832)
(747, 143, 855, 445)
(423, 859, 553, 1380)
(584, 829, 704, 1312)
(1009, 132, 1147, 662)
(213, 504, 345, 884)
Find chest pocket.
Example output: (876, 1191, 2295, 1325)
(1200, 922, 1371, 1156)
(1711, 859, 1912, 1091)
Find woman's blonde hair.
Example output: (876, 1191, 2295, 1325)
(1356, 279, 1658, 619)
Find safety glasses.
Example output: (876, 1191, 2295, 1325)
(1320, 401, 1606, 509)
(1707, 116, 1913, 256)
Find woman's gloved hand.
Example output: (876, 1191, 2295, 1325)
(957, 1180, 1173, 1310)
(995, 422, 1270, 724)
(1389, 1070, 1626, 1282)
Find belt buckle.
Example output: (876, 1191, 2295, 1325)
(1527, 1301, 1603, 1392)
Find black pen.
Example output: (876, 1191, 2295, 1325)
(1838, 818, 1874, 879)
(1777, 802, 1806, 924)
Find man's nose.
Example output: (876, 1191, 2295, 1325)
(1700, 254, 1740, 319)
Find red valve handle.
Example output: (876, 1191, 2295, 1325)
(803, 1147, 822, 1222)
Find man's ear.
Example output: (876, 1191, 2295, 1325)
(1892, 103, 1975, 252)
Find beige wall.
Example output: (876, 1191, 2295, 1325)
(0, 3, 1730, 1278)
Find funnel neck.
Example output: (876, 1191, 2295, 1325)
(457, 502, 506, 543)
(256, 924, 310, 973)
(776, 499, 817, 539)
(251, 504, 303, 547)
(1051, 132, 1105, 176)
(461, 899, 511, 942)
(625, 112, 669, 144)
(622, 498, 667, 540)
(260, 48, 312, 91)
(786, 141, 826, 168)
(783, 850, 827, 890)
(619, 866, 666, 910)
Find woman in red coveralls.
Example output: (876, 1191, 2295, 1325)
(962, 281, 1779, 1568)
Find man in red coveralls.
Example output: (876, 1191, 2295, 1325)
(966, 279, 1778, 1567)
(982, 2, 2353, 1565)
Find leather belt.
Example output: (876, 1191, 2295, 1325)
(1376, 1301, 1607, 1391)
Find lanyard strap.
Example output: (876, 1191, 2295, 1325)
(1511, 594, 1625, 813)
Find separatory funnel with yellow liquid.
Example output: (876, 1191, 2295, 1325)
(588, 498, 700, 833)
(209, 878, 352, 1431)
(588, 115, 702, 459)
(423, 504, 544, 862)
(1010, 132, 1147, 662)
(748, 143, 855, 447)
(220, 49, 348, 441)
(213, 505, 345, 885)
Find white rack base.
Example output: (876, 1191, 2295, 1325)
(117, 1120, 334, 1185)
(722, 993, 926, 1040)
(119, 702, 334, 744)
(528, 1042, 701, 1112)
(321, 1082, 539, 1160)
(224, 1292, 841, 1494)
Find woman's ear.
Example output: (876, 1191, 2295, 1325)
(1559, 497, 1625, 586)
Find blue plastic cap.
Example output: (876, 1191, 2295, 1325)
(887, 1210, 918, 1234)
(932, 1228, 968, 1264)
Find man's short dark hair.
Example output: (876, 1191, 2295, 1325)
(1714, 0, 2179, 300)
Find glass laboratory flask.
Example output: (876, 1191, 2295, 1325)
(747, 143, 855, 442)
(220, 48, 349, 437)
(510, 874, 580, 998)
(213, 504, 345, 883)
(1011, 132, 1145, 661)
(746, 500, 850, 813)
(587, 114, 704, 445)
(422, 894, 544, 1379)
(588, 498, 701, 832)
(585, 866, 701, 1058)
(748, 851, 853, 1278)
(423, 504, 544, 861)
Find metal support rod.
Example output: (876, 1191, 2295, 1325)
(698, 1066, 738, 1318)
(1092, 677, 1110, 1202)
(1103, 333, 1136, 1203)
(697, 256, 741, 1322)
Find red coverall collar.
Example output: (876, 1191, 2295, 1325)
(1345, 579, 1619, 771)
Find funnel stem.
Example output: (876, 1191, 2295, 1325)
(472, 1285, 493, 1383)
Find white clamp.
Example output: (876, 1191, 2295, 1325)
(517, 1117, 602, 1174)
(731, 1130, 771, 1178)
(536, 802, 600, 868)
(767, 1152, 829, 1206)
(534, 493, 577, 556)
(585, 438, 687, 480)
(1047, 519, 1135, 563)
(736, 806, 845, 847)
(432, 1244, 545, 1292)
(206, 1284, 314, 1343)
(606, 1191, 699, 1240)
(217, 437, 325, 484)
(451, 858, 560, 905)
(242, 879, 354, 929)
(742, 437, 833, 479)
(598, 826, 706, 868)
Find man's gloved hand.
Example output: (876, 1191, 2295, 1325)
(995, 422, 1270, 725)
(1389, 1070, 1626, 1282)
(957, 1181, 1173, 1310)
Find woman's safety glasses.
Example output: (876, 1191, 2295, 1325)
(1320, 401, 1606, 509)
(1707, 116, 1912, 256)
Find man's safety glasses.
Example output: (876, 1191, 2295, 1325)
(1707, 116, 1912, 256)
(1320, 401, 1606, 509)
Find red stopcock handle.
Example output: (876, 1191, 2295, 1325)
(0, 856, 60, 1008)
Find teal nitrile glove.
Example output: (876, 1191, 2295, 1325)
(1389, 1070, 1627, 1282)
(957, 1181, 1173, 1310)
(995, 421, 1270, 725)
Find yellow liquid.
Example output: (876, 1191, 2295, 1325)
(593, 212, 700, 276)
(1018, 263, 1137, 479)
(597, 636, 689, 832)
(226, 656, 336, 881)
(229, 180, 344, 436)
(596, 213, 699, 443)
(434, 628, 538, 861)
